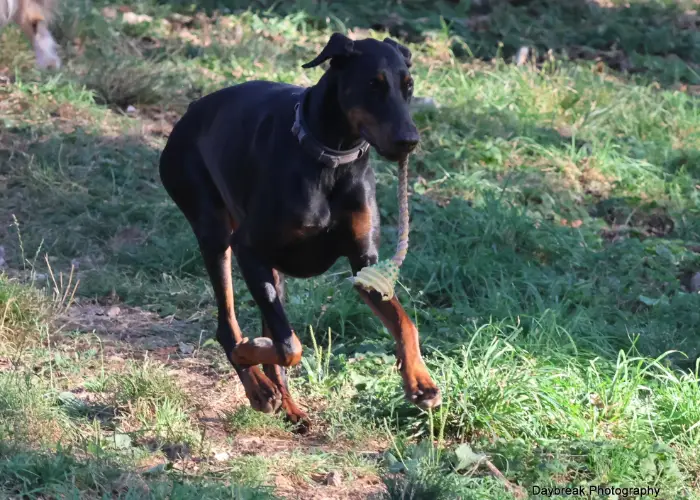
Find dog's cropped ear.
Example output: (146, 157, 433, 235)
(302, 33, 360, 69)
(383, 38, 412, 68)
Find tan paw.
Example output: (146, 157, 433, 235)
(239, 366, 282, 414)
(403, 368, 441, 409)
(280, 396, 311, 434)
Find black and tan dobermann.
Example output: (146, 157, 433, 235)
(159, 33, 441, 431)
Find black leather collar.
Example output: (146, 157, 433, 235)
(291, 89, 370, 168)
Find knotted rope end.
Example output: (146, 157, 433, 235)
(350, 260, 399, 301)
(350, 156, 410, 302)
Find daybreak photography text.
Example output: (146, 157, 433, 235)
(532, 485, 661, 497)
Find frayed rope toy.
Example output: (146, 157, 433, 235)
(351, 155, 410, 301)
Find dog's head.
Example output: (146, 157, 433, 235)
(303, 33, 418, 162)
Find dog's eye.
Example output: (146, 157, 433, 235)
(369, 77, 387, 91)
(402, 78, 414, 100)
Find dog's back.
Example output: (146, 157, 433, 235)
(161, 81, 305, 224)
(168, 80, 303, 173)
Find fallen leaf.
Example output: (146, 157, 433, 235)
(142, 462, 166, 475)
(324, 471, 342, 487)
(178, 342, 194, 355)
(638, 295, 669, 307)
(109, 433, 132, 450)
(454, 443, 485, 472)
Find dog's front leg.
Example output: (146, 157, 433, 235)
(16, 6, 61, 70)
(350, 254, 441, 409)
(231, 244, 303, 368)
(31, 21, 60, 69)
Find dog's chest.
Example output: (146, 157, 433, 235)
(270, 201, 342, 278)
(263, 183, 372, 278)
(281, 174, 364, 236)
(285, 198, 342, 238)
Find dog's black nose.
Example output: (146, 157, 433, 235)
(393, 130, 420, 152)
(395, 139, 419, 152)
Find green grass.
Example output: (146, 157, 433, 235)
(1, 0, 700, 497)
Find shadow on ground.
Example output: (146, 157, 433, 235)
(149, 0, 700, 86)
(1, 78, 699, 373)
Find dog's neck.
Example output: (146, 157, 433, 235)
(305, 71, 364, 152)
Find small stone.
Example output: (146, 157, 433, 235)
(324, 471, 342, 487)
(690, 272, 700, 293)
(168, 12, 193, 25)
(126, 105, 137, 114)
(101, 7, 117, 19)
(178, 342, 195, 355)
(213, 451, 230, 462)
(106, 306, 121, 318)
(122, 12, 153, 25)
(161, 443, 190, 461)
(232, 24, 244, 44)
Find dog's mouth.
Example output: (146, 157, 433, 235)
(359, 126, 374, 147)
(360, 126, 406, 162)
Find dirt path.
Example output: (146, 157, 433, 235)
(57, 301, 387, 499)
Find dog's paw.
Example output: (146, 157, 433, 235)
(403, 368, 441, 409)
(280, 397, 311, 434)
(239, 366, 282, 414)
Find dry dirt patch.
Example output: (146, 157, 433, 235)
(55, 301, 387, 499)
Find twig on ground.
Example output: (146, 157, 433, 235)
(482, 458, 527, 499)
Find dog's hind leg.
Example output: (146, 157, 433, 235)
(261, 270, 310, 432)
(197, 225, 282, 414)
(159, 147, 281, 414)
